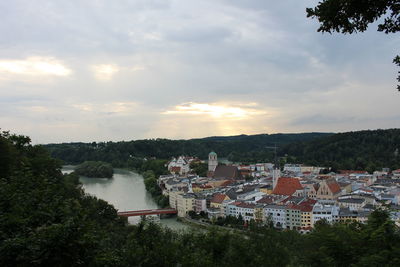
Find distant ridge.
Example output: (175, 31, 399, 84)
(281, 128, 400, 171)
(45, 128, 400, 171)
(45, 132, 332, 165)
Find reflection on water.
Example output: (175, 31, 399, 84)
(62, 166, 189, 230)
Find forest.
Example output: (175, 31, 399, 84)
(1, 130, 400, 266)
(44, 132, 331, 166)
(46, 129, 400, 172)
(281, 129, 400, 172)
(74, 161, 114, 178)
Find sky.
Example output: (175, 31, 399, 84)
(0, 0, 399, 144)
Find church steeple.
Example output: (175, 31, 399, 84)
(208, 151, 218, 172)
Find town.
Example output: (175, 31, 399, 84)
(159, 152, 400, 232)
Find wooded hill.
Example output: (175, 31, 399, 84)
(2, 130, 400, 266)
(281, 129, 400, 172)
(45, 132, 331, 167)
(45, 129, 400, 172)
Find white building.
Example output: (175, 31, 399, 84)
(208, 151, 218, 173)
(167, 156, 191, 175)
(264, 205, 287, 229)
(225, 202, 255, 222)
(284, 164, 302, 173)
(311, 203, 339, 226)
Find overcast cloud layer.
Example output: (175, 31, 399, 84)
(0, 0, 399, 143)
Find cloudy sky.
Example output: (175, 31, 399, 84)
(0, 0, 399, 144)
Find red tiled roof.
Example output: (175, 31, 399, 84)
(170, 166, 181, 172)
(326, 178, 341, 194)
(272, 177, 303, 196)
(257, 195, 279, 204)
(193, 184, 213, 189)
(214, 165, 242, 180)
(236, 202, 256, 208)
(219, 180, 234, 187)
(211, 193, 228, 204)
(298, 199, 317, 212)
(339, 170, 368, 174)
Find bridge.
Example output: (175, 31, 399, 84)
(117, 208, 177, 217)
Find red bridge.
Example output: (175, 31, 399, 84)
(117, 208, 177, 217)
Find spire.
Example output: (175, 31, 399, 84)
(188, 178, 193, 193)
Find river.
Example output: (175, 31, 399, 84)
(62, 166, 189, 231)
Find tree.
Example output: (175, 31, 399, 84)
(307, 0, 400, 91)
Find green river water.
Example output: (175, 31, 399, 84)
(62, 166, 189, 231)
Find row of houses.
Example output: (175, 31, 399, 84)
(161, 152, 400, 230)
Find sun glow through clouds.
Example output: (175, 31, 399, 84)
(0, 57, 71, 76)
(163, 102, 266, 119)
(92, 64, 119, 81)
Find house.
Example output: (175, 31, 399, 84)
(213, 165, 242, 180)
(264, 204, 287, 229)
(283, 164, 302, 173)
(225, 201, 255, 223)
(311, 203, 339, 226)
(298, 199, 317, 228)
(339, 208, 371, 223)
(259, 184, 273, 194)
(286, 204, 302, 230)
(316, 178, 342, 200)
(176, 193, 196, 217)
(272, 177, 303, 196)
(236, 202, 256, 223)
(337, 198, 365, 211)
(392, 169, 400, 178)
(195, 197, 207, 213)
(167, 156, 192, 176)
(169, 189, 184, 209)
(210, 193, 230, 208)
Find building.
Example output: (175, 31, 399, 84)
(286, 204, 302, 230)
(213, 165, 242, 180)
(283, 164, 302, 173)
(195, 197, 207, 213)
(337, 198, 365, 211)
(208, 151, 218, 176)
(264, 204, 287, 229)
(167, 156, 192, 176)
(169, 189, 184, 209)
(316, 178, 342, 200)
(272, 177, 303, 196)
(176, 193, 195, 217)
(210, 193, 229, 208)
(393, 169, 400, 178)
(311, 203, 339, 226)
(298, 199, 317, 228)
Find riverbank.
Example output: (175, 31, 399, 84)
(179, 217, 251, 234)
(62, 166, 190, 230)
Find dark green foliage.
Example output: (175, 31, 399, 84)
(190, 161, 208, 176)
(45, 132, 332, 165)
(282, 129, 400, 171)
(142, 167, 169, 208)
(299, 210, 400, 266)
(2, 131, 400, 266)
(0, 132, 128, 266)
(307, 0, 400, 90)
(74, 161, 113, 178)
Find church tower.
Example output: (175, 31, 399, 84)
(208, 151, 218, 173)
(272, 167, 280, 190)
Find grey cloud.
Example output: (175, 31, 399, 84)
(0, 0, 399, 143)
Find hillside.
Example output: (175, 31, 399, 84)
(45, 132, 332, 166)
(282, 129, 400, 171)
(2, 130, 400, 266)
